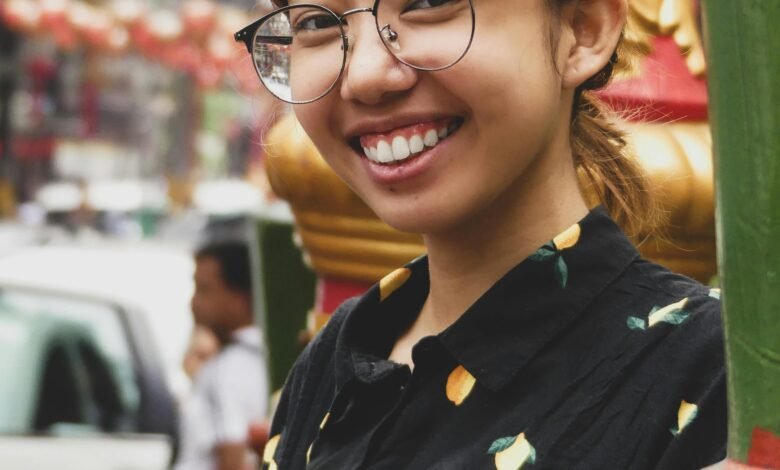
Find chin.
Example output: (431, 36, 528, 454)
(369, 201, 465, 236)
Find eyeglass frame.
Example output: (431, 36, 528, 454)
(233, 0, 476, 104)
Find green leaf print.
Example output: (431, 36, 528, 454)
(528, 446, 537, 464)
(555, 256, 568, 288)
(488, 436, 517, 454)
(661, 310, 689, 325)
(529, 247, 556, 262)
(626, 316, 647, 330)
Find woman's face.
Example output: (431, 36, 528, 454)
(293, 0, 575, 234)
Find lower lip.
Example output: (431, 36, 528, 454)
(359, 133, 454, 186)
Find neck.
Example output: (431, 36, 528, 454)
(419, 152, 588, 335)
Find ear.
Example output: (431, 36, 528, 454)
(559, 0, 626, 90)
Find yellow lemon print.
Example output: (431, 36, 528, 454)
(671, 400, 699, 436)
(379, 267, 412, 301)
(263, 434, 280, 469)
(709, 288, 721, 300)
(490, 433, 537, 470)
(305, 413, 329, 465)
(446, 365, 476, 406)
(552, 223, 581, 250)
(648, 297, 689, 327)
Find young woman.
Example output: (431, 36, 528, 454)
(235, 0, 726, 468)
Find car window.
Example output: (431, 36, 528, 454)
(0, 289, 140, 433)
(34, 343, 85, 432)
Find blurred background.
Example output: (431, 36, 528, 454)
(0, 0, 293, 468)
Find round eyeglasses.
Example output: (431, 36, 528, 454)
(234, 0, 475, 104)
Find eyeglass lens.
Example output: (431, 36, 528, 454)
(250, 0, 474, 103)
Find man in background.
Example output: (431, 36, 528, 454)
(175, 240, 268, 470)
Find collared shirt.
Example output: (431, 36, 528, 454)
(175, 326, 269, 470)
(265, 208, 726, 470)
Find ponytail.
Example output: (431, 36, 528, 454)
(569, 38, 663, 237)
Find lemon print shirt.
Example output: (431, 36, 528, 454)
(266, 208, 726, 470)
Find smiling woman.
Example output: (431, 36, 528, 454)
(235, 0, 726, 468)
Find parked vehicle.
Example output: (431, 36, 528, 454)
(0, 284, 177, 469)
(0, 242, 195, 469)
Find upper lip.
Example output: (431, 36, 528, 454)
(343, 112, 459, 140)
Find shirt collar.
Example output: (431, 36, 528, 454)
(231, 325, 263, 348)
(334, 207, 639, 392)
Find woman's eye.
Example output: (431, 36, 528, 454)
(294, 14, 340, 32)
(403, 0, 455, 12)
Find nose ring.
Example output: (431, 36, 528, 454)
(380, 24, 400, 50)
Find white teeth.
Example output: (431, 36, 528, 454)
(376, 140, 394, 163)
(423, 130, 438, 147)
(391, 136, 410, 160)
(362, 122, 459, 164)
(409, 135, 424, 154)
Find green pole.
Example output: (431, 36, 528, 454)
(703, 1, 780, 466)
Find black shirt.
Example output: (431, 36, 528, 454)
(264, 208, 726, 470)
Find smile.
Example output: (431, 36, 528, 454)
(354, 118, 463, 165)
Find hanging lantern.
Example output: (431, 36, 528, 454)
(111, 0, 145, 26)
(52, 22, 78, 50)
(181, 0, 216, 39)
(145, 9, 183, 43)
(67, 0, 93, 37)
(82, 8, 113, 48)
(2, 0, 42, 33)
(40, 0, 69, 30)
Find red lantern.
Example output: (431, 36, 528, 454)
(82, 8, 113, 48)
(111, 0, 145, 27)
(2, 0, 42, 33)
(40, 0, 69, 30)
(145, 9, 183, 43)
(181, 0, 216, 39)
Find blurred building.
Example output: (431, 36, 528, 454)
(0, 0, 279, 235)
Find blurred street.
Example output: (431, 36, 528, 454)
(0, 0, 289, 468)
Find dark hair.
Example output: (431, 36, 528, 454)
(195, 241, 253, 295)
(547, 0, 662, 236)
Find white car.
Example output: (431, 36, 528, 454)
(0, 241, 196, 469)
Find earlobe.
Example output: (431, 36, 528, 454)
(560, 0, 626, 90)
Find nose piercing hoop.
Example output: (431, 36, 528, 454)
(380, 24, 400, 50)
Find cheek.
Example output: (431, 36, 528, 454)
(294, 103, 364, 189)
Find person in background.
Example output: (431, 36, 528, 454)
(175, 240, 268, 470)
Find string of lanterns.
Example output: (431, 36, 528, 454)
(1, 0, 264, 90)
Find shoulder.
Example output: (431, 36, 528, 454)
(266, 296, 361, 468)
(273, 295, 361, 409)
(613, 257, 722, 334)
(296, 295, 360, 372)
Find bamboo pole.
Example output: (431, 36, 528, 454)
(703, 1, 780, 467)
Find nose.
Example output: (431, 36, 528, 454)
(339, 16, 418, 105)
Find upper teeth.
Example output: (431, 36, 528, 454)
(362, 126, 450, 164)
